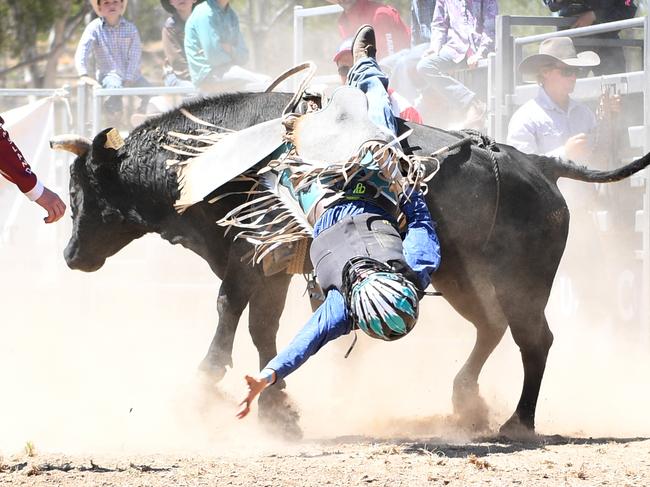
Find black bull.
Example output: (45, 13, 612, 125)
(52, 91, 650, 437)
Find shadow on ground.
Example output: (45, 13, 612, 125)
(311, 433, 650, 458)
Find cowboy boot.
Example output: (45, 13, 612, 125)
(352, 24, 377, 64)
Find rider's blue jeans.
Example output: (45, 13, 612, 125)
(346, 57, 397, 136)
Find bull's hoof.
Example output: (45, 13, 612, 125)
(498, 415, 537, 441)
(452, 383, 491, 433)
(258, 388, 303, 441)
(197, 358, 228, 383)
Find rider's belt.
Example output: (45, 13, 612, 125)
(309, 212, 406, 292)
(309, 189, 400, 226)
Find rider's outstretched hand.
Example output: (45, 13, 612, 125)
(237, 373, 273, 419)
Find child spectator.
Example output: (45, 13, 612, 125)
(184, 0, 269, 92)
(75, 0, 151, 119)
(416, 0, 497, 128)
(326, 0, 410, 59)
(161, 0, 201, 87)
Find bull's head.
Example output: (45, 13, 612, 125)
(51, 128, 146, 271)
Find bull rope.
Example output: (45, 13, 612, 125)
(265, 62, 314, 95)
(450, 129, 501, 250)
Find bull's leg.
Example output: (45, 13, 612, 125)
(198, 248, 259, 382)
(490, 259, 557, 437)
(433, 254, 507, 431)
(247, 272, 292, 370)
(452, 318, 507, 431)
(247, 272, 302, 440)
(498, 304, 554, 436)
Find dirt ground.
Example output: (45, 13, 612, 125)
(1, 209, 649, 486)
(0, 435, 649, 486)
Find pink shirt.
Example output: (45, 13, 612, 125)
(430, 0, 498, 63)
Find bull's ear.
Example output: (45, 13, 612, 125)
(88, 127, 125, 172)
(92, 127, 125, 152)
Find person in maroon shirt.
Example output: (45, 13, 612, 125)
(327, 0, 410, 59)
(0, 116, 66, 223)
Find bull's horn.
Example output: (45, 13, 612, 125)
(50, 134, 92, 157)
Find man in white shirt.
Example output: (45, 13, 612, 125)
(508, 37, 608, 320)
(507, 37, 600, 163)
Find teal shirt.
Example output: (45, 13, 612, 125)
(184, 0, 249, 86)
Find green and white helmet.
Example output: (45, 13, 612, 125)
(343, 257, 419, 341)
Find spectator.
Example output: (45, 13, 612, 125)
(507, 36, 608, 319)
(161, 0, 202, 87)
(184, 0, 269, 92)
(411, 0, 436, 46)
(75, 0, 151, 121)
(326, 0, 410, 59)
(416, 0, 497, 128)
(507, 37, 599, 162)
(544, 0, 637, 75)
(334, 38, 422, 123)
(0, 117, 65, 224)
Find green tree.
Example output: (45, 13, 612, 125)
(0, 0, 88, 88)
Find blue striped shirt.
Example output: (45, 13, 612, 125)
(75, 17, 143, 82)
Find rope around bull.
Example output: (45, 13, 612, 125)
(447, 129, 501, 251)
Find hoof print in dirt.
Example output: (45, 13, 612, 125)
(258, 388, 303, 441)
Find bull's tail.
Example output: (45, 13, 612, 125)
(536, 150, 650, 184)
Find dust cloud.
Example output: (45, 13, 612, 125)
(1, 185, 648, 461)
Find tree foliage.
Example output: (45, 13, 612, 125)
(0, 0, 88, 87)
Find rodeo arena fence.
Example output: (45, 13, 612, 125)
(1, 9, 649, 345)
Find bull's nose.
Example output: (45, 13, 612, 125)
(64, 245, 104, 272)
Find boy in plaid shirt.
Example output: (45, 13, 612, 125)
(75, 0, 150, 117)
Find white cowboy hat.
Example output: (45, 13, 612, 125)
(90, 0, 128, 17)
(519, 36, 600, 80)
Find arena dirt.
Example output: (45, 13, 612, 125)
(0, 196, 649, 485)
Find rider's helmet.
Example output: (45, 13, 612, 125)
(342, 257, 419, 341)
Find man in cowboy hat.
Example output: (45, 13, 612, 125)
(160, 0, 203, 87)
(507, 36, 613, 325)
(507, 36, 600, 162)
(75, 0, 151, 122)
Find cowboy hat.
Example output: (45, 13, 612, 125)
(519, 36, 600, 80)
(90, 0, 128, 17)
(160, 0, 203, 14)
